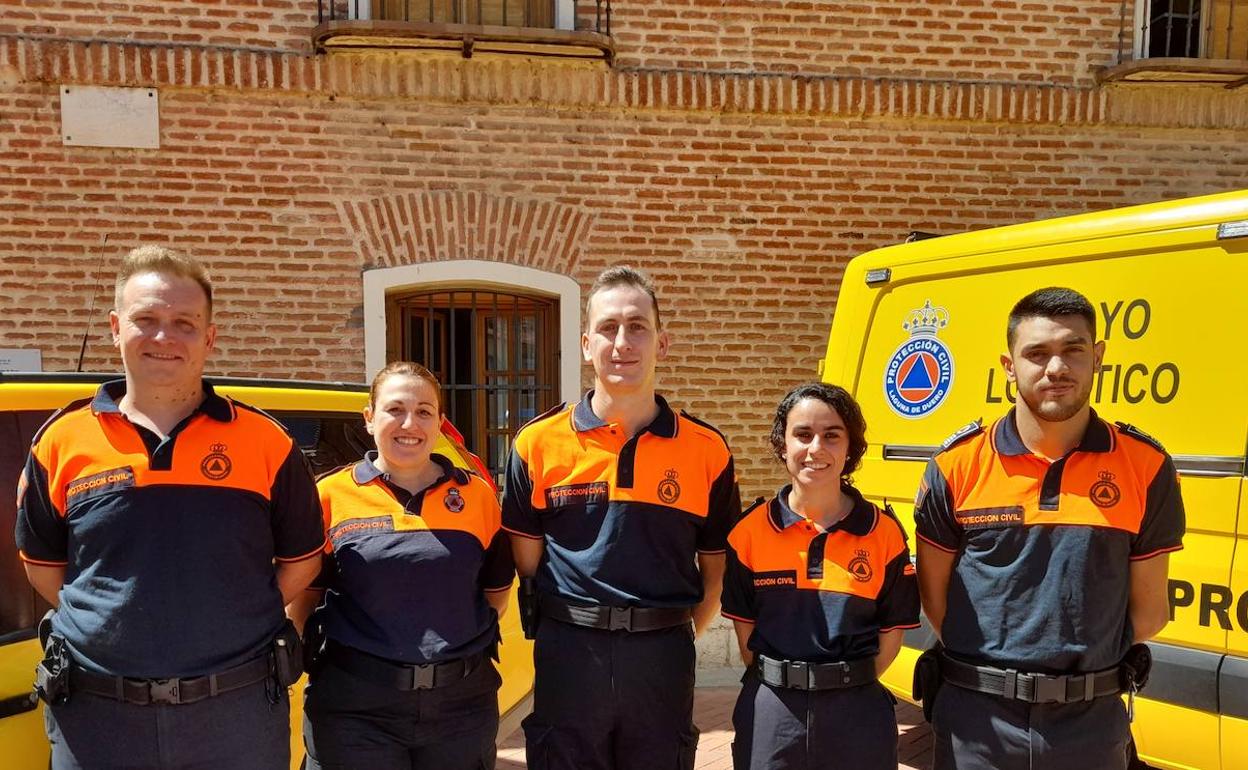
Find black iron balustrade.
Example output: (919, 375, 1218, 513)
(318, 0, 611, 35)
(1118, 0, 1248, 61)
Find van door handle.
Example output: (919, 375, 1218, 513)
(0, 692, 38, 719)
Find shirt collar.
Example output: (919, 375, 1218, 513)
(91, 379, 234, 422)
(571, 390, 677, 439)
(352, 451, 468, 487)
(993, 407, 1112, 456)
(767, 483, 877, 537)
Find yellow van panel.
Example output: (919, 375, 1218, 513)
(823, 190, 1248, 770)
(1222, 713, 1248, 770)
(1232, 483, 1248, 658)
(1132, 697, 1221, 770)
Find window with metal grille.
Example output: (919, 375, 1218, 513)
(390, 290, 560, 487)
(1141, 0, 1206, 57)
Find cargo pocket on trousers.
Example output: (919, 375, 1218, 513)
(677, 727, 700, 770)
(524, 724, 555, 770)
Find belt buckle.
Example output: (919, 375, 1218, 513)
(1033, 674, 1069, 704)
(411, 664, 437, 690)
(608, 606, 633, 632)
(787, 661, 811, 690)
(147, 678, 180, 705)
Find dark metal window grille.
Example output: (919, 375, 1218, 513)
(394, 290, 559, 487)
(1134, 0, 1248, 59)
(318, 0, 612, 34)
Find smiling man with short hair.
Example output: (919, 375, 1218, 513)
(503, 266, 741, 770)
(17, 245, 324, 770)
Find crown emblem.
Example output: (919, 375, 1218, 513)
(854, 548, 868, 559)
(665, 469, 678, 480)
(1099, 470, 1116, 482)
(210, 443, 228, 454)
(902, 301, 950, 337)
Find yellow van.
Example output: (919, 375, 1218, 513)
(820, 189, 1248, 770)
(0, 373, 534, 769)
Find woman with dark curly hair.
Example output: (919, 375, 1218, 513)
(723, 382, 920, 769)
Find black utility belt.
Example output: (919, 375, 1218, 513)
(755, 653, 877, 691)
(939, 652, 1124, 704)
(539, 596, 693, 633)
(326, 642, 485, 691)
(69, 655, 272, 706)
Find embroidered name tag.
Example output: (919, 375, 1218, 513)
(954, 506, 1025, 530)
(545, 482, 609, 508)
(329, 516, 395, 543)
(752, 570, 798, 589)
(65, 467, 135, 502)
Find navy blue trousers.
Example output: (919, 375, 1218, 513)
(730, 667, 898, 770)
(523, 620, 698, 770)
(932, 683, 1131, 770)
(45, 678, 288, 770)
(302, 655, 499, 770)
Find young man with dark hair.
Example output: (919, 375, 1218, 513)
(503, 265, 741, 770)
(913, 286, 1184, 770)
(17, 246, 324, 769)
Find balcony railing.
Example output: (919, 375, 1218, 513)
(1102, 0, 1248, 85)
(318, 0, 609, 33)
(314, 0, 612, 60)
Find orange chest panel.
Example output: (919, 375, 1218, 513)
(43, 411, 278, 514)
(949, 451, 1148, 533)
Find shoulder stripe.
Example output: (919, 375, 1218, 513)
(937, 418, 983, 454)
(519, 402, 567, 433)
(30, 396, 94, 446)
(1115, 422, 1167, 454)
(679, 409, 730, 445)
(230, 400, 290, 434)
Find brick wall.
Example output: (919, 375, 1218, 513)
(3, 43, 1247, 494)
(610, 0, 1129, 85)
(0, 0, 318, 53)
(2, 1, 1135, 82)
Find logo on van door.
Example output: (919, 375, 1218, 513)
(883, 300, 955, 418)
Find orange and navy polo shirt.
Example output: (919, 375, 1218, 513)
(502, 392, 741, 608)
(914, 408, 1185, 674)
(316, 452, 514, 664)
(723, 485, 919, 663)
(15, 380, 325, 678)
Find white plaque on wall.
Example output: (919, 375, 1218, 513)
(61, 86, 160, 149)
(0, 349, 43, 372)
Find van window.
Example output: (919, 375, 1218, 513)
(273, 413, 375, 476)
(0, 410, 54, 643)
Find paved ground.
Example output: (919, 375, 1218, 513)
(498, 686, 933, 769)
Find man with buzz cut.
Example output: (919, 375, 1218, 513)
(16, 245, 325, 769)
(913, 287, 1185, 770)
(502, 266, 742, 770)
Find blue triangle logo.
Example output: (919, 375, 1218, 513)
(900, 357, 934, 389)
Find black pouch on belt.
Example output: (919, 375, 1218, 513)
(34, 610, 71, 706)
(519, 576, 540, 640)
(912, 644, 944, 723)
(271, 619, 305, 687)
(302, 614, 327, 674)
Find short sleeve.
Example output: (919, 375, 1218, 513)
(270, 443, 328, 562)
(913, 459, 960, 553)
(698, 455, 740, 553)
(721, 538, 756, 623)
(501, 449, 541, 539)
(15, 450, 69, 565)
(1131, 454, 1185, 560)
(876, 544, 921, 632)
(480, 530, 517, 592)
